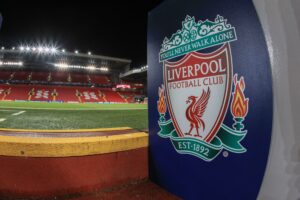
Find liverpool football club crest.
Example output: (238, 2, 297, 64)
(157, 15, 249, 161)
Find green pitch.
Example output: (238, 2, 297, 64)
(0, 101, 148, 130)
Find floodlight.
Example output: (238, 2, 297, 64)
(54, 63, 68, 68)
(50, 47, 57, 53)
(87, 65, 96, 70)
(38, 46, 43, 52)
(100, 67, 109, 71)
(0, 61, 23, 66)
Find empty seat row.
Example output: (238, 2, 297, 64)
(0, 71, 111, 84)
(0, 84, 135, 103)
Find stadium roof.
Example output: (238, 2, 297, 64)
(0, 47, 131, 73)
(120, 65, 148, 82)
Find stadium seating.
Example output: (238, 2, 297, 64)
(54, 86, 78, 102)
(0, 84, 137, 103)
(102, 90, 126, 103)
(2, 85, 30, 101)
(31, 71, 50, 82)
(119, 91, 137, 103)
(89, 74, 111, 84)
(12, 71, 30, 81)
(0, 71, 13, 81)
(51, 71, 69, 82)
(0, 70, 112, 86)
(29, 85, 53, 101)
(75, 88, 99, 103)
(0, 68, 143, 104)
(0, 84, 11, 100)
(71, 73, 89, 83)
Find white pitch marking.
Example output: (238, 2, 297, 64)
(12, 111, 26, 116)
(0, 118, 6, 122)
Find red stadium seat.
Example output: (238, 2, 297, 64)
(71, 73, 89, 83)
(0, 71, 13, 81)
(31, 71, 50, 82)
(51, 72, 68, 82)
(11, 71, 30, 81)
(102, 90, 126, 103)
(89, 74, 111, 84)
(119, 91, 137, 103)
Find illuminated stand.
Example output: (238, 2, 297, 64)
(148, 0, 300, 199)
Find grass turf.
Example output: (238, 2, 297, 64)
(0, 101, 148, 130)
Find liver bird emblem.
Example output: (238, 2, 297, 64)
(185, 87, 211, 137)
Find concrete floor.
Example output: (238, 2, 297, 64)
(71, 180, 180, 200)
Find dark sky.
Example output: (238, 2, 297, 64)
(0, 0, 162, 68)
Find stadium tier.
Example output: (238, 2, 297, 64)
(31, 71, 50, 82)
(11, 71, 30, 81)
(120, 91, 139, 103)
(71, 73, 89, 83)
(0, 71, 111, 85)
(0, 46, 147, 104)
(0, 84, 141, 103)
(0, 71, 12, 80)
(89, 74, 111, 84)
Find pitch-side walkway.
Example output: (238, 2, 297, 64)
(71, 180, 180, 200)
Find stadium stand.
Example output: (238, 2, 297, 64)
(0, 71, 11, 80)
(0, 70, 114, 85)
(119, 91, 138, 103)
(51, 71, 69, 83)
(101, 90, 126, 103)
(71, 73, 89, 83)
(31, 71, 50, 82)
(89, 74, 111, 84)
(0, 84, 138, 103)
(54, 86, 78, 102)
(11, 71, 30, 81)
(0, 46, 146, 104)
(2, 84, 28, 101)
